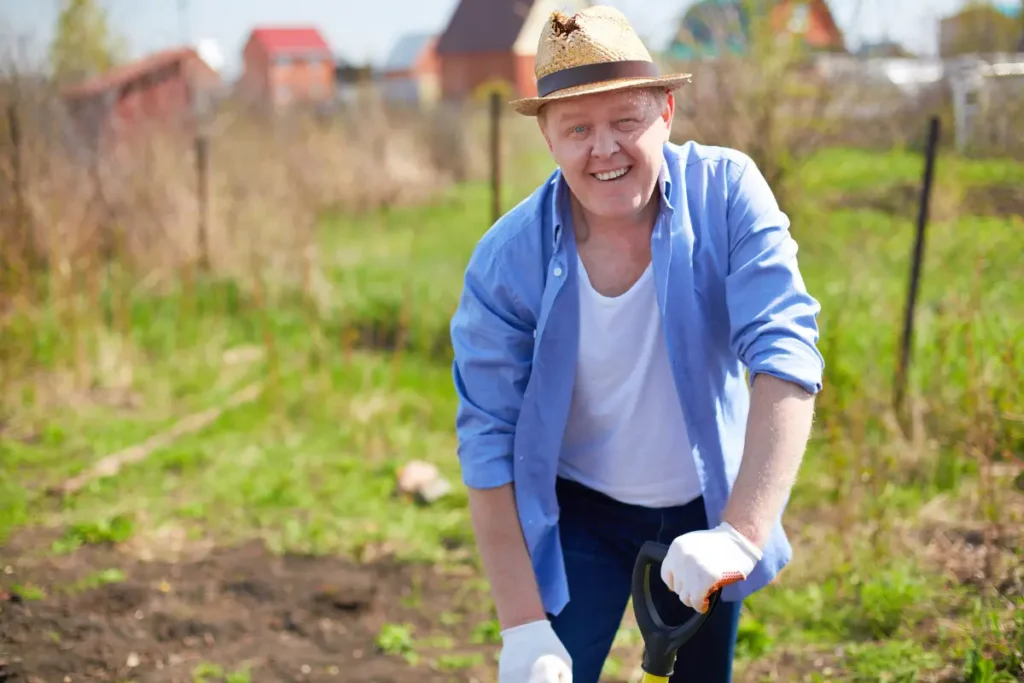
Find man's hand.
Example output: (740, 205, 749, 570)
(660, 522, 763, 613)
(498, 619, 573, 682)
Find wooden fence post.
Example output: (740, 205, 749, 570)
(489, 91, 502, 224)
(8, 103, 25, 268)
(195, 131, 209, 271)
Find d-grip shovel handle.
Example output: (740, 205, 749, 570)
(631, 540, 721, 679)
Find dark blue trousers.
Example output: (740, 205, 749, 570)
(548, 477, 743, 683)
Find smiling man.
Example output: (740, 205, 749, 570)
(449, 6, 824, 683)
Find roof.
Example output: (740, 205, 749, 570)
(800, 0, 844, 48)
(62, 46, 213, 99)
(247, 27, 331, 55)
(436, 0, 537, 54)
(855, 39, 912, 58)
(383, 32, 435, 71)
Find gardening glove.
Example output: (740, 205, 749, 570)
(498, 618, 573, 683)
(660, 522, 762, 614)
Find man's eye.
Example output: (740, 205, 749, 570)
(571, 125, 586, 134)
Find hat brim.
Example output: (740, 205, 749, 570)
(509, 73, 693, 117)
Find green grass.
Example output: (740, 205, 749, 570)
(2, 309, 471, 562)
(795, 146, 1024, 194)
(1, 144, 1022, 681)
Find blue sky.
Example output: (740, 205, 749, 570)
(0, 0, 985, 75)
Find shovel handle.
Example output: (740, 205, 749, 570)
(630, 540, 721, 679)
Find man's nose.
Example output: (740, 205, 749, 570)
(591, 126, 620, 157)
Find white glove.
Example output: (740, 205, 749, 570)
(498, 619, 573, 683)
(660, 522, 762, 613)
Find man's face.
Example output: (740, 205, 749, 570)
(538, 87, 674, 222)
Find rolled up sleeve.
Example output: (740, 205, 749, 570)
(450, 242, 534, 489)
(724, 156, 824, 395)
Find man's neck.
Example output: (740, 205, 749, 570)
(571, 191, 660, 244)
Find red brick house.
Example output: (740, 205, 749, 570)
(62, 46, 222, 149)
(435, 0, 591, 101)
(240, 27, 335, 107)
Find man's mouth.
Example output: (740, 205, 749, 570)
(592, 166, 631, 181)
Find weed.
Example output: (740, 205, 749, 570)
(434, 652, 485, 671)
(470, 619, 502, 645)
(50, 514, 135, 553)
(376, 622, 416, 658)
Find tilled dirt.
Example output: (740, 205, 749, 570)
(5, 509, 1019, 682)
(0, 538, 498, 683)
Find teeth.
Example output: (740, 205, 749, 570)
(594, 167, 629, 181)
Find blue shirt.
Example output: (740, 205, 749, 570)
(449, 140, 824, 616)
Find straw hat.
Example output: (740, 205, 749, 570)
(509, 5, 692, 117)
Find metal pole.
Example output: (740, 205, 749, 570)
(894, 116, 940, 420)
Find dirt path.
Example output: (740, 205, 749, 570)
(1, 538, 499, 683)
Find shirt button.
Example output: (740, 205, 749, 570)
(553, 267, 563, 277)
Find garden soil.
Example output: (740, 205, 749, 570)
(0, 537, 498, 683)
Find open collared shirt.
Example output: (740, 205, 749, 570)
(449, 140, 825, 616)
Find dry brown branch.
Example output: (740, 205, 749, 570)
(50, 382, 263, 497)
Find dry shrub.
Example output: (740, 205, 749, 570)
(807, 75, 952, 154)
(0, 79, 491, 298)
(667, 37, 841, 210)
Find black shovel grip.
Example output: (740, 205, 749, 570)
(630, 540, 722, 678)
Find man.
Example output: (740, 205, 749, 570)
(449, 6, 823, 683)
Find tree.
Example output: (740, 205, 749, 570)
(48, 0, 125, 84)
(939, 0, 1021, 57)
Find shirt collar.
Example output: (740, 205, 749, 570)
(550, 145, 674, 251)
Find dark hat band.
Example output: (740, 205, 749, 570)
(536, 60, 660, 98)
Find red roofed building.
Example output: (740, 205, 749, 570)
(62, 46, 222, 149)
(240, 27, 336, 107)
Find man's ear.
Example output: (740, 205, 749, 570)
(537, 111, 554, 153)
(662, 89, 676, 128)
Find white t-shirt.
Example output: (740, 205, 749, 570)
(557, 252, 703, 508)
